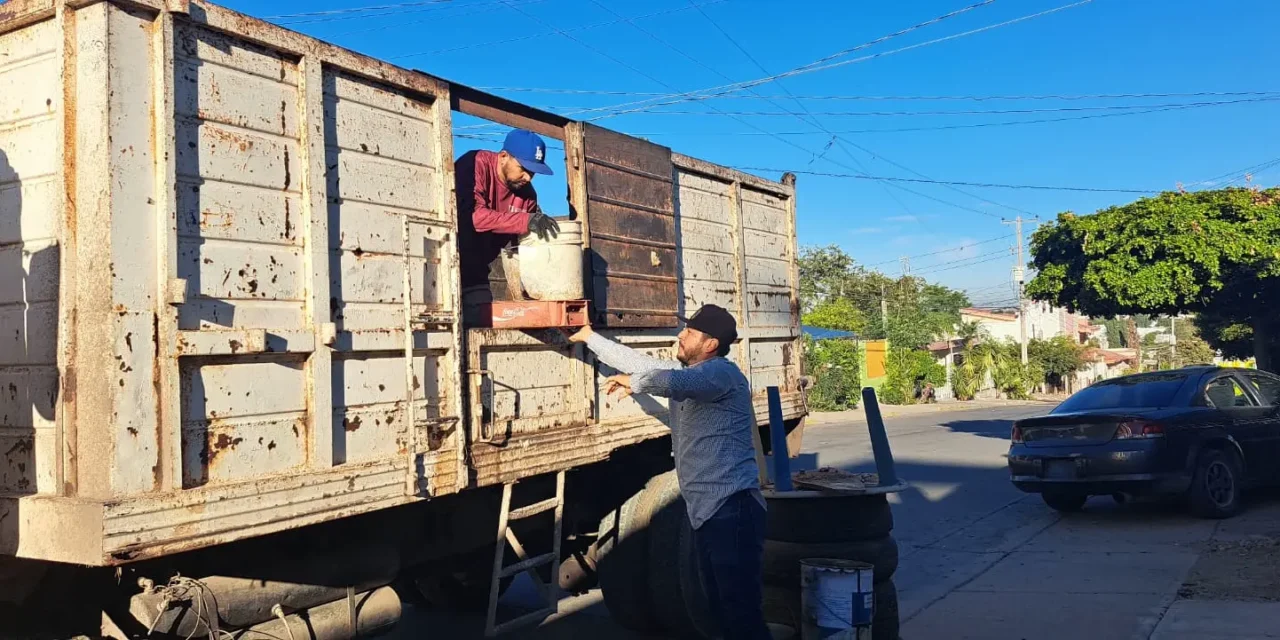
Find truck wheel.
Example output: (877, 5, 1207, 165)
(1041, 491, 1087, 513)
(763, 536, 898, 588)
(596, 472, 665, 632)
(766, 494, 893, 543)
(645, 472, 716, 639)
(1188, 449, 1243, 519)
(873, 578, 899, 640)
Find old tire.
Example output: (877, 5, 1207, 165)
(1041, 491, 1087, 513)
(596, 474, 665, 632)
(874, 578, 900, 640)
(1188, 448, 1243, 519)
(646, 472, 717, 639)
(763, 536, 898, 588)
(765, 494, 893, 543)
(762, 584, 801, 628)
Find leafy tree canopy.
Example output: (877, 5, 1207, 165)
(798, 244, 971, 349)
(1026, 188, 1280, 370)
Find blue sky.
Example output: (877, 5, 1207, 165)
(228, 0, 1280, 305)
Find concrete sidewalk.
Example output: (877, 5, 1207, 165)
(898, 494, 1280, 640)
(809, 398, 1054, 427)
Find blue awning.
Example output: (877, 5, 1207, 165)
(802, 325, 858, 340)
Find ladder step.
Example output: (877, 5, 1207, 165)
(507, 497, 560, 521)
(492, 606, 557, 636)
(498, 552, 557, 579)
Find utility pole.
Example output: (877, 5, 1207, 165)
(880, 283, 888, 329)
(1004, 216, 1029, 365)
(1170, 315, 1177, 367)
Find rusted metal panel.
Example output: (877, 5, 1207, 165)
(584, 124, 677, 328)
(0, 0, 55, 36)
(467, 329, 589, 446)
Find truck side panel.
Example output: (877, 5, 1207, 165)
(0, 17, 60, 497)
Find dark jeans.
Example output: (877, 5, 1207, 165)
(692, 490, 771, 640)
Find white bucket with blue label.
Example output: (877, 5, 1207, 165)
(799, 558, 874, 639)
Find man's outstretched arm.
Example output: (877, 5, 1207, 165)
(567, 326, 680, 375)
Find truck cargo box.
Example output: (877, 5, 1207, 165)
(0, 0, 805, 567)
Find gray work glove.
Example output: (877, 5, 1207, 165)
(527, 207, 560, 241)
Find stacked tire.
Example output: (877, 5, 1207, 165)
(596, 472, 900, 639)
(762, 493, 900, 640)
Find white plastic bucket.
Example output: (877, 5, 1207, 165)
(517, 219, 584, 301)
(799, 558, 874, 640)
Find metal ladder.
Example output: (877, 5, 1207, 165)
(484, 470, 565, 637)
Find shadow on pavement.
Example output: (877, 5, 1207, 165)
(939, 417, 1019, 441)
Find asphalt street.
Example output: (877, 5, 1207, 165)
(389, 403, 1053, 639)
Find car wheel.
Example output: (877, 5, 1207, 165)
(1041, 491, 1087, 513)
(1188, 449, 1243, 519)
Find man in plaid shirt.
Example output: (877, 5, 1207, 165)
(568, 304, 769, 639)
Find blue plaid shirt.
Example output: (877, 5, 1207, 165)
(586, 334, 765, 529)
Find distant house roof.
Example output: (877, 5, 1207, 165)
(960, 308, 1017, 322)
(802, 325, 857, 340)
(926, 338, 967, 352)
(1084, 348, 1137, 365)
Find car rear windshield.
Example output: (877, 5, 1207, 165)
(1054, 373, 1188, 412)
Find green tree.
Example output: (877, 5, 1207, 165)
(802, 298, 867, 334)
(798, 244, 970, 348)
(1029, 335, 1086, 391)
(1025, 188, 1280, 371)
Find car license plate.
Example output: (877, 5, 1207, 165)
(1044, 460, 1077, 479)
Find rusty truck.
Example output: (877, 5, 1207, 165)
(0, 0, 807, 637)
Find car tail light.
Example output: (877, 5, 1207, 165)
(1114, 420, 1164, 439)
(1011, 425, 1024, 443)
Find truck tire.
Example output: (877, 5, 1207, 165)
(874, 578, 900, 640)
(645, 472, 716, 639)
(763, 536, 898, 588)
(765, 494, 893, 543)
(1188, 448, 1243, 519)
(596, 472, 666, 632)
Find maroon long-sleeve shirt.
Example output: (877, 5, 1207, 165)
(455, 150, 539, 287)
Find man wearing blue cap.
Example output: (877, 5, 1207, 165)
(455, 129, 560, 317)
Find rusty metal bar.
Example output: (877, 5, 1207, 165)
(447, 82, 568, 141)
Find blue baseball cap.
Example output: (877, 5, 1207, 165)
(502, 129, 554, 176)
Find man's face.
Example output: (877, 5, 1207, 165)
(676, 327, 718, 365)
(498, 151, 534, 191)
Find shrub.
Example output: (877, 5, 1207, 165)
(803, 336, 862, 411)
(881, 347, 945, 405)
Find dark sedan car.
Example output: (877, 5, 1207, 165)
(1008, 366, 1280, 518)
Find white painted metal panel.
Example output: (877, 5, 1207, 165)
(0, 16, 59, 496)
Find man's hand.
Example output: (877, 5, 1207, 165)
(604, 374, 632, 398)
(527, 210, 560, 241)
(565, 325, 594, 344)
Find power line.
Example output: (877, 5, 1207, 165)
(913, 248, 1010, 273)
(458, 0, 1002, 129)
(578, 0, 1095, 123)
(474, 88, 1280, 101)
(386, 1, 729, 59)
(267, 0, 450, 19)
(864, 234, 1014, 267)
(272, 0, 527, 25)
(330, 0, 551, 36)
(561, 98, 1280, 118)
(734, 167, 1160, 194)
(914, 253, 1011, 275)
(600, 96, 1280, 136)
